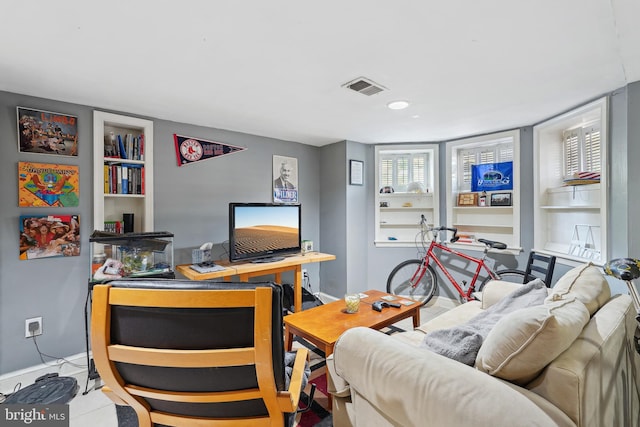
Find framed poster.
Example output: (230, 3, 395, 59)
(18, 162, 79, 207)
(17, 107, 78, 156)
(19, 214, 80, 260)
(273, 155, 298, 203)
(350, 160, 364, 185)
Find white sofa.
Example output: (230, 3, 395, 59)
(327, 263, 640, 427)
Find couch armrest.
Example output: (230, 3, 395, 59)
(481, 280, 523, 309)
(331, 327, 575, 427)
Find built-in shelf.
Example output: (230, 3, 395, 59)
(533, 97, 607, 265)
(374, 144, 439, 247)
(452, 223, 513, 229)
(93, 111, 154, 233)
(540, 205, 600, 210)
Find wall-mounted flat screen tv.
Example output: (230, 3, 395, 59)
(228, 203, 302, 263)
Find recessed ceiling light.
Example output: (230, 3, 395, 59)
(387, 100, 409, 110)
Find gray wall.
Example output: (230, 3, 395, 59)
(2, 81, 639, 374)
(627, 82, 640, 257)
(0, 91, 322, 374)
(0, 92, 93, 376)
(318, 141, 347, 296)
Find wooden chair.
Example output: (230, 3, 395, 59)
(524, 251, 557, 287)
(91, 279, 309, 427)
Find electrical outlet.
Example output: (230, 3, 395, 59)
(25, 317, 42, 338)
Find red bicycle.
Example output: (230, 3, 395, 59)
(386, 215, 528, 305)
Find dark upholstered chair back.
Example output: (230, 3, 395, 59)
(91, 279, 307, 427)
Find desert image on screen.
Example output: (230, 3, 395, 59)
(234, 225, 298, 256)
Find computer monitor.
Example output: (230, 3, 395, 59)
(228, 203, 302, 263)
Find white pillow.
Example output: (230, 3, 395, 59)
(547, 263, 610, 315)
(475, 296, 589, 385)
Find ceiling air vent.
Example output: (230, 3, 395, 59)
(343, 77, 386, 96)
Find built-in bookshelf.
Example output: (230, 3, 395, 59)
(93, 111, 154, 233)
(533, 97, 607, 265)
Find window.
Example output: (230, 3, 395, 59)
(379, 151, 431, 193)
(562, 125, 601, 178)
(456, 141, 514, 192)
(375, 145, 439, 246)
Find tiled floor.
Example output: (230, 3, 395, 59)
(67, 296, 457, 426)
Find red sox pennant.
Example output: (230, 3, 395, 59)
(174, 134, 246, 166)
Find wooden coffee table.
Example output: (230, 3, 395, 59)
(284, 289, 421, 357)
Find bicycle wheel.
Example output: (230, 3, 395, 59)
(386, 259, 437, 306)
(478, 269, 529, 292)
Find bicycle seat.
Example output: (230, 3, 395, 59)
(477, 238, 507, 250)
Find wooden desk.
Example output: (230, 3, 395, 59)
(176, 252, 336, 312)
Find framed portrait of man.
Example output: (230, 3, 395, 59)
(273, 155, 298, 203)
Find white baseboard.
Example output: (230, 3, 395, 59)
(317, 292, 338, 303)
(0, 352, 89, 396)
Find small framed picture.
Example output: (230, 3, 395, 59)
(490, 192, 512, 206)
(350, 160, 364, 185)
(457, 192, 478, 206)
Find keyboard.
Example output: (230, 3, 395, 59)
(190, 262, 226, 273)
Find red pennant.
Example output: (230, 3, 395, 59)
(174, 134, 246, 166)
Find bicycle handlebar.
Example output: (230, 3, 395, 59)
(420, 217, 459, 243)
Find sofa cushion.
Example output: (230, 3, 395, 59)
(475, 295, 589, 385)
(547, 263, 610, 315)
(421, 280, 549, 366)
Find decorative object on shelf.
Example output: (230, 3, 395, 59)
(563, 171, 601, 186)
(380, 186, 394, 193)
(379, 201, 389, 208)
(122, 213, 134, 233)
(349, 159, 364, 186)
(302, 240, 314, 254)
(18, 161, 79, 207)
(471, 161, 513, 192)
(20, 214, 80, 260)
(457, 192, 478, 206)
(568, 224, 600, 261)
(407, 181, 426, 193)
(174, 134, 246, 167)
(478, 191, 487, 207)
(490, 192, 512, 206)
(273, 155, 298, 203)
(17, 107, 78, 156)
(402, 202, 413, 207)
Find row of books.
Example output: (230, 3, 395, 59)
(104, 132, 145, 161)
(104, 164, 145, 195)
(104, 221, 124, 234)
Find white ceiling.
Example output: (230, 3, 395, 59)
(2, 1, 639, 147)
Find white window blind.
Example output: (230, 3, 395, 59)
(562, 124, 601, 178)
(456, 141, 514, 191)
(379, 152, 430, 192)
